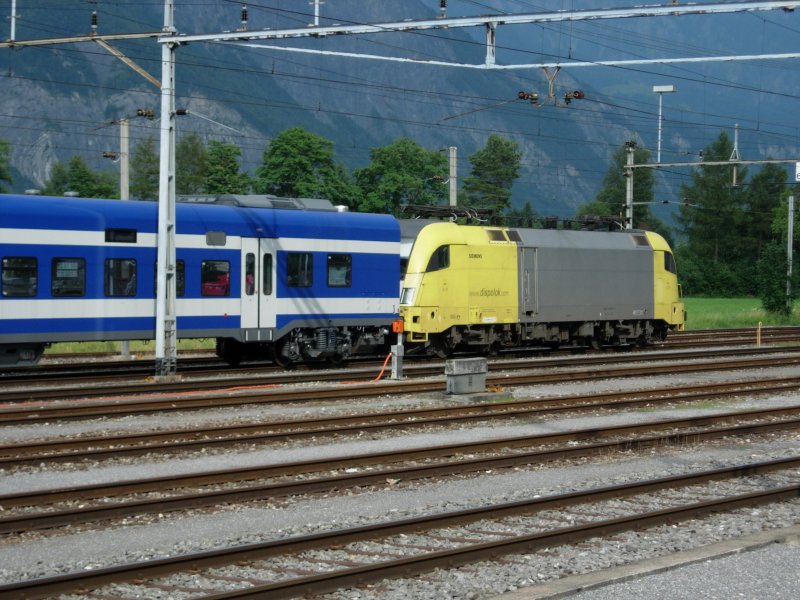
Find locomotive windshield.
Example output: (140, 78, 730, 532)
(426, 245, 450, 272)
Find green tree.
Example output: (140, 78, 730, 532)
(460, 134, 521, 217)
(130, 135, 159, 200)
(588, 143, 672, 241)
(506, 200, 537, 228)
(355, 137, 447, 215)
(0, 139, 11, 193)
(576, 199, 612, 218)
(743, 162, 787, 256)
(204, 140, 250, 194)
(677, 131, 746, 264)
(256, 127, 356, 206)
(176, 132, 208, 195)
(757, 240, 794, 315)
(596, 145, 655, 222)
(52, 156, 118, 199)
(42, 162, 69, 196)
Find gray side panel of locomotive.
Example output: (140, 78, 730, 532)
(513, 229, 655, 323)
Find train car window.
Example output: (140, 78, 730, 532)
(426, 245, 449, 272)
(1, 257, 37, 297)
(153, 260, 186, 297)
(263, 253, 273, 295)
(664, 252, 678, 275)
(201, 260, 230, 296)
(104, 259, 137, 297)
(206, 231, 227, 247)
(287, 252, 313, 287)
(105, 228, 137, 243)
(487, 230, 505, 242)
(245, 253, 256, 296)
(51, 258, 86, 297)
(506, 230, 522, 242)
(327, 254, 352, 288)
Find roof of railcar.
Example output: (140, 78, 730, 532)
(0, 194, 399, 242)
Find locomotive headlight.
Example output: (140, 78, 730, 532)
(400, 287, 416, 305)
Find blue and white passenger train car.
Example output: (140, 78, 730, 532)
(0, 194, 401, 366)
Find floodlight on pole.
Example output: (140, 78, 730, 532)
(653, 84, 676, 164)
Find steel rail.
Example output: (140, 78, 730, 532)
(1, 351, 799, 425)
(1, 327, 795, 385)
(2, 376, 798, 466)
(2, 344, 799, 403)
(2, 406, 799, 534)
(1, 457, 797, 600)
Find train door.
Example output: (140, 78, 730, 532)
(240, 239, 276, 335)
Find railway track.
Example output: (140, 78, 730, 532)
(2, 400, 799, 534)
(3, 333, 799, 599)
(2, 325, 797, 384)
(2, 457, 797, 599)
(1, 348, 799, 424)
(3, 375, 799, 466)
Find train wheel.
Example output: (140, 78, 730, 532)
(272, 340, 297, 368)
(216, 338, 243, 366)
(326, 353, 345, 365)
(430, 334, 453, 359)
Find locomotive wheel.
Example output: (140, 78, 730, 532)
(430, 334, 453, 359)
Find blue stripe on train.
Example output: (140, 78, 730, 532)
(276, 313, 397, 328)
(0, 315, 242, 334)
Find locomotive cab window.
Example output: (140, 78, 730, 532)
(201, 260, 230, 296)
(664, 251, 677, 275)
(52, 258, 86, 297)
(2, 257, 37, 297)
(426, 245, 449, 273)
(287, 252, 313, 287)
(153, 260, 186, 297)
(327, 254, 352, 288)
(506, 230, 522, 242)
(105, 259, 137, 297)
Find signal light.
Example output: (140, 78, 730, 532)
(563, 90, 585, 104)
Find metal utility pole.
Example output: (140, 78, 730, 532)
(448, 146, 457, 207)
(653, 84, 675, 163)
(9, 0, 16, 42)
(730, 123, 741, 187)
(624, 141, 635, 229)
(120, 118, 131, 359)
(120, 119, 130, 200)
(789, 196, 795, 313)
(310, 0, 324, 27)
(155, 0, 178, 377)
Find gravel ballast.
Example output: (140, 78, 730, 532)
(1, 360, 799, 598)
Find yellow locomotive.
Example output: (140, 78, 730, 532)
(399, 222, 685, 357)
